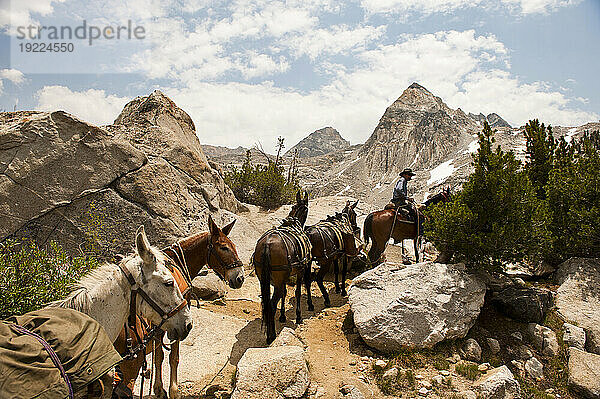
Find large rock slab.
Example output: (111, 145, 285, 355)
(348, 262, 486, 352)
(231, 346, 309, 399)
(568, 348, 600, 398)
(1, 91, 244, 257)
(491, 286, 553, 323)
(473, 365, 522, 399)
(134, 307, 250, 397)
(192, 268, 227, 300)
(555, 258, 600, 354)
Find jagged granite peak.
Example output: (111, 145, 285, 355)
(486, 113, 511, 128)
(310, 83, 480, 205)
(468, 112, 511, 129)
(285, 127, 350, 158)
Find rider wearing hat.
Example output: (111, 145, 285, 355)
(391, 168, 416, 220)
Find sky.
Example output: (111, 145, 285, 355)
(0, 0, 599, 151)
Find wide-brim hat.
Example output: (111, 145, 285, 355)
(400, 168, 416, 176)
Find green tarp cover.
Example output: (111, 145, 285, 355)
(0, 307, 122, 399)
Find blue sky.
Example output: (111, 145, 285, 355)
(0, 0, 598, 150)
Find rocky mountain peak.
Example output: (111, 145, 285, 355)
(285, 127, 350, 158)
(392, 82, 443, 113)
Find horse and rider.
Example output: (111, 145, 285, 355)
(364, 167, 451, 265)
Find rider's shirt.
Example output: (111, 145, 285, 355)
(392, 176, 408, 203)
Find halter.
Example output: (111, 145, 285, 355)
(117, 262, 188, 361)
(206, 239, 243, 279)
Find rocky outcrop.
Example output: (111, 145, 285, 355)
(568, 348, 600, 398)
(0, 91, 244, 257)
(348, 262, 486, 352)
(285, 127, 350, 158)
(563, 323, 586, 351)
(491, 286, 553, 323)
(473, 365, 522, 399)
(231, 346, 309, 399)
(528, 323, 559, 357)
(555, 258, 600, 354)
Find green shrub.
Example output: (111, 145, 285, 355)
(425, 121, 551, 270)
(455, 362, 481, 380)
(224, 149, 301, 209)
(0, 239, 98, 319)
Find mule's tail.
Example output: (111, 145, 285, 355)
(363, 213, 374, 245)
(259, 244, 273, 332)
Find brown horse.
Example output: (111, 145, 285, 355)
(253, 191, 311, 344)
(305, 201, 359, 305)
(363, 187, 451, 265)
(113, 216, 244, 399)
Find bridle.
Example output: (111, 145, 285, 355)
(117, 262, 188, 361)
(206, 239, 243, 279)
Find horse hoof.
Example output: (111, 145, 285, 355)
(324, 301, 331, 308)
(296, 318, 303, 325)
(155, 388, 168, 399)
(169, 387, 179, 399)
(341, 290, 347, 297)
(308, 304, 315, 311)
(279, 315, 287, 323)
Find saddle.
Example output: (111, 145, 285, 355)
(0, 308, 122, 399)
(260, 217, 312, 269)
(384, 203, 414, 222)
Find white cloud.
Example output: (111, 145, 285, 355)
(283, 24, 387, 60)
(0, 0, 66, 31)
(35, 86, 129, 125)
(448, 70, 598, 127)
(38, 30, 598, 149)
(359, 0, 581, 15)
(0, 68, 25, 84)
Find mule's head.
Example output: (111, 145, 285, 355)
(342, 200, 360, 235)
(289, 190, 309, 226)
(131, 226, 193, 341)
(207, 215, 245, 289)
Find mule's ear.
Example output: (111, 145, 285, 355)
(222, 219, 236, 236)
(296, 190, 302, 203)
(208, 215, 219, 236)
(304, 191, 309, 202)
(136, 225, 155, 266)
(351, 200, 358, 209)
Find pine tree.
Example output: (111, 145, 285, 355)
(524, 119, 556, 199)
(425, 121, 550, 269)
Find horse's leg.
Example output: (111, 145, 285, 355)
(168, 341, 180, 399)
(304, 265, 314, 311)
(341, 255, 348, 297)
(271, 284, 285, 323)
(153, 338, 168, 399)
(279, 285, 287, 323)
(334, 257, 340, 293)
(414, 237, 420, 263)
(295, 270, 304, 324)
(316, 262, 331, 307)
